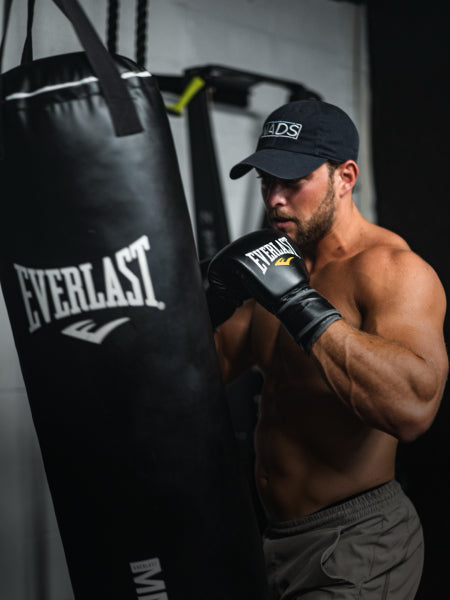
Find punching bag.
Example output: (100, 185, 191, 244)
(0, 1, 268, 598)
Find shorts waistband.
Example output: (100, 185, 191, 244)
(265, 480, 403, 537)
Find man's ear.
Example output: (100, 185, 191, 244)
(337, 160, 358, 196)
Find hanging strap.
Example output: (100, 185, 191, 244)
(106, 0, 119, 55)
(51, 0, 143, 136)
(106, 0, 148, 67)
(1, 0, 143, 138)
(135, 0, 148, 67)
(0, 0, 13, 66)
(21, 0, 35, 64)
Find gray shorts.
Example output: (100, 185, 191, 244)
(263, 480, 424, 599)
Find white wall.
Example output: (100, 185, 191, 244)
(0, 1, 373, 598)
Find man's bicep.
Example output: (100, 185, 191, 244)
(214, 300, 255, 384)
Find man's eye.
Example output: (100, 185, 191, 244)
(284, 178, 303, 190)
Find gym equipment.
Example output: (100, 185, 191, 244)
(165, 75, 205, 116)
(0, 1, 268, 598)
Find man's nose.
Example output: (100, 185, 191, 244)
(264, 180, 288, 207)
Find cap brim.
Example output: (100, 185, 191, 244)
(229, 149, 327, 180)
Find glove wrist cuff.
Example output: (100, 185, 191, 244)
(277, 289, 342, 354)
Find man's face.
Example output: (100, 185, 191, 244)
(259, 163, 336, 249)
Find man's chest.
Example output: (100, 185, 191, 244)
(309, 261, 362, 329)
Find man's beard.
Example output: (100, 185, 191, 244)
(293, 186, 336, 248)
(269, 182, 336, 249)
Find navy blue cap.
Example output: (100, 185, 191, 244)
(230, 100, 359, 180)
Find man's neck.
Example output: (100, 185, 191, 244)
(304, 200, 369, 271)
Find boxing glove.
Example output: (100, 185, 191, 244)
(200, 256, 249, 329)
(207, 229, 342, 353)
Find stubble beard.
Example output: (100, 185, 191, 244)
(291, 185, 336, 249)
(266, 170, 337, 249)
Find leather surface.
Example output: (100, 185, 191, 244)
(0, 51, 267, 599)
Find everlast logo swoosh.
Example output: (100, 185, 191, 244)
(61, 317, 131, 344)
(275, 256, 294, 266)
(261, 120, 302, 140)
(129, 557, 168, 599)
(245, 236, 300, 275)
(14, 235, 165, 341)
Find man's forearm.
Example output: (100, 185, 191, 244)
(310, 320, 443, 442)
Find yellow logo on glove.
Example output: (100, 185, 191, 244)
(275, 256, 294, 266)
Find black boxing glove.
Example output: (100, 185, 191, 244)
(200, 256, 249, 329)
(207, 229, 342, 353)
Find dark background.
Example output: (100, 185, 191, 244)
(366, 1, 449, 596)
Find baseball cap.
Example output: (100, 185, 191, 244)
(229, 100, 359, 180)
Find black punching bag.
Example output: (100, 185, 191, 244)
(0, 1, 268, 598)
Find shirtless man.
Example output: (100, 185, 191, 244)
(206, 100, 448, 599)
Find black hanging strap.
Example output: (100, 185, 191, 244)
(2, 0, 143, 138)
(0, 0, 14, 68)
(51, 0, 143, 136)
(21, 0, 36, 64)
(106, 0, 119, 55)
(135, 0, 148, 67)
(48, 0, 143, 136)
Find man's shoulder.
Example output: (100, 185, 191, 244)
(314, 223, 417, 295)
(362, 220, 409, 250)
(349, 222, 415, 271)
(347, 224, 444, 305)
